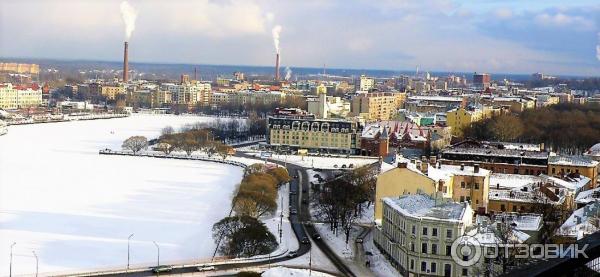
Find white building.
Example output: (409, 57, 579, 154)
(374, 193, 475, 276)
(306, 93, 350, 119)
(359, 75, 375, 91)
(0, 83, 42, 109)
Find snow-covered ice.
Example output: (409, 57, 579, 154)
(262, 266, 335, 277)
(0, 115, 244, 275)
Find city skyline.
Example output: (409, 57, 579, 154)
(1, 0, 600, 76)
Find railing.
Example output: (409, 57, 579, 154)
(99, 149, 248, 168)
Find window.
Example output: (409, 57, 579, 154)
(432, 228, 438, 237)
(446, 229, 453, 238)
(476, 200, 479, 204)
(410, 259, 415, 270)
(512, 206, 517, 212)
(444, 264, 452, 277)
(460, 196, 465, 202)
(422, 243, 428, 254)
(501, 204, 506, 211)
(552, 168, 556, 174)
(446, 245, 452, 256)
(412, 225, 416, 235)
(432, 244, 438, 255)
(461, 182, 466, 188)
(462, 268, 468, 276)
(421, 261, 427, 272)
(466, 196, 471, 202)
(411, 242, 415, 252)
(431, 262, 437, 273)
(422, 227, 428, 236)
(474, 183, 479, 190)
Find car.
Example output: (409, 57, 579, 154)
(365, 251, 373, 256)
(151, 265, 173, 273)
(288, 251, 298, 258)
(355, 237, 364, 243)
(290, 209, 297, 215)
(312, 233, 321, 240)
(301, 237, 310, 244)
(290, 191, 297, 195)
(197, 265, 216, 272)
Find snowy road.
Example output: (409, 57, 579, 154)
(0, 115, 243, 275)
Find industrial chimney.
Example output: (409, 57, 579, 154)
(123, 41, 129, 83)
(275, 53, 280, 81)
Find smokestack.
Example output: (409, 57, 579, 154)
(275, 53, 280, 81)
(123, 41, 129, 83)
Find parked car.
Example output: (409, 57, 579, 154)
(301, 237, 310, 244)
(312, 233, 321, 240)
(290, 209, 297, 215)
(288, 251, 298, 258)
(197, 265, 216, 272)
(355, 237, 364, 243)
(152, 265, 173, 273)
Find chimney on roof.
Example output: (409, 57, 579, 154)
(421, 162, 429, 175)
(430, 156, 437, 165)
(474, 164, 480, 173)
(460, 163, 465, 171)
(398, 162, 408, 169)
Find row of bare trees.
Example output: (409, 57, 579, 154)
(156, 126, 234, 159)
(212, 164, 291, 258)
(314, 165, 378, 244)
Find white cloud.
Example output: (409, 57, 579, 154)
(494, 8, 513, 19)
(534, 12, 595, 30)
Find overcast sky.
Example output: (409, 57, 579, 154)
(1, 0, 600, 76)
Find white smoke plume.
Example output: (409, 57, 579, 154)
(120, 1, 137, 41)
(596, 33, 600, 61)
(272, 25, 282, 54)
(285, 67, 292, 80)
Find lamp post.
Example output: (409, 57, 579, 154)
(152, 241, 160, 267)
(265, 232, 271, 269)
(9, 242, 16, 277)
(127, 233, 134, 271)
(32, 251, 38, 277)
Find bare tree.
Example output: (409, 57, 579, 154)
(122, 136, 148, 154)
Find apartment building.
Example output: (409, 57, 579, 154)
(351, 92, 406, 121)
(374, 194, 475, 277)
(0, 83, 42, 109)
(548, 156, 599, 187)
(100, 85, 125, 101)
(446, 106, 503, 137)
(266, 108, 363, 154)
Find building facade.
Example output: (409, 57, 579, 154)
(267, 108, 363, 154)
(0, 83, 42, 109)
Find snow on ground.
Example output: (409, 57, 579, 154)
(362, 231, 401, 277)
(0, 114, 245, 275)
(262, 266, 335, 277)
(244, 151, 378, 170)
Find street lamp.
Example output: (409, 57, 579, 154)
(265, 233, 271, 269)
(9, 242, 16, 277)
(32, 251, 38, 277)
(127, 233, 134, 271)
(152, 241, 160, 267)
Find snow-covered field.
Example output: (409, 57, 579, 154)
(244, 152, 379, 170)
(0, 114, 244, 275)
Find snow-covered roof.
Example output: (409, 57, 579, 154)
(492, 213, 543, 231)
(490, 173, 543, 190)
(575, 188, 600, 205)
(383, 194, 468, 222)
(556, 202, 600, 238)
(489, 182, 569, 204)
(540, 174, 591, 192)
(428, 164, 490, 179)
(549, 155, 598, 167)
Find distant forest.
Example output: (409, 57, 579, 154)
(462, 103, 600, 154)
(526, 78, 600, 92)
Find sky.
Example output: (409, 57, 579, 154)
(1, 0, 600, 76)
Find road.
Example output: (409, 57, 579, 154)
(237, 152, 356, 277)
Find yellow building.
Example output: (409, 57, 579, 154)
(374, 162, 438, 222)
(548, 156, 599, 188)
(351, 92, 406, 121)
(101, 85, 125, 101)
(0, 63, 40, 74)
(446, 106, 500, 137)
(0, 83, 42, 109)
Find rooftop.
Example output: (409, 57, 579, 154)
(383, 194, 468, 221)
(442, 147, 549, 159)
(548, 155, 599, 167)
